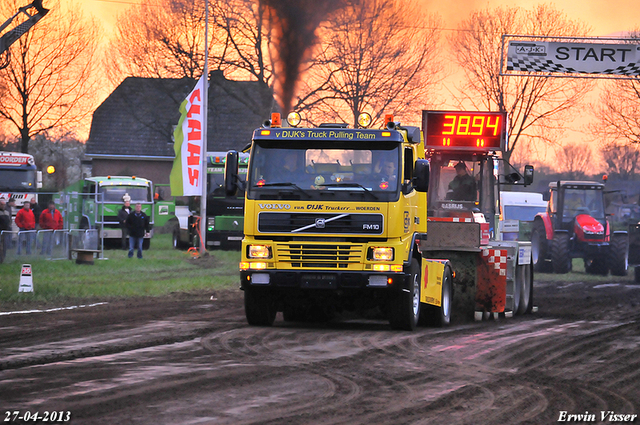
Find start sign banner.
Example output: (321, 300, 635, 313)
(506, 40, 640, 76)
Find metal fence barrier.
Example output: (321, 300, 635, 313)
(0, 229, 99, 263)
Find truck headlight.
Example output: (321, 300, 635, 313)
(207, 217, 215, 231)
(369, 247, 394, 261)
(248, 245, 272, 259)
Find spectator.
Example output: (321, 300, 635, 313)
(6, 198, 16, 218)
(0, 199, 11, 261)
(29, 198, 42, 228)
(447, 162, 477, 201)
(15, 201, 36, 255)
(117, 199, 132, 250)
(125, 203, 150, 259)
(39, 201, 63, 255)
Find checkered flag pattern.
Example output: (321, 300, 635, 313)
(507, 57, 640, 76)
(482, 249, 508, 276)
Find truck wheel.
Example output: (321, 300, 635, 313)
(531, 221, 551, 273)
(516, 263, 533, 315)
(550, 233, 571, 274)
(172, 229, 181, 249)
(608, 234, 628, 276)
(389, 258, 420, 331)
(422, 265, 452, 326)
(635, 266, 640, 284)
(511, 264, 523, 314)
(244, 287, 276, 326)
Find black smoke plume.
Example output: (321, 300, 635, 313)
(261, 0, 348, 115)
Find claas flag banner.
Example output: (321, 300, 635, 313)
(170, 74, 206, 196)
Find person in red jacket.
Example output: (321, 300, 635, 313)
(39, 201, 63, 255)
(15, 201, 35, 255)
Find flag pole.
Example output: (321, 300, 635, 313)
(199, 0, 209, 256)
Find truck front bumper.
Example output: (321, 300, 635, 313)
(240, 270, 410, 292)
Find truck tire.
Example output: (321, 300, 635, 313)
(607, 234, 628, 276)
(516, 263, 533, 315)
(422, 265, 452, 326)
(635, 266, 640, 284)
(531, 221, 551, 273)
(244, 287, 276, 326)
(172, 229, 181, 249)
(550, 232, 571, 274)
(389, 258, 421, 331)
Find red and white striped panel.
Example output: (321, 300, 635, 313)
(428, 217, 473, 223)
(482, 249, 508, 276)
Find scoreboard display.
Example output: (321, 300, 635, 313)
(422, 110, 507, 152)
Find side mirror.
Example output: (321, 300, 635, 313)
(225, 150, 239, 197)
(413, 159, 430, 192)
(523, 165, 534, 186)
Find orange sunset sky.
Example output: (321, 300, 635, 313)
(61, 0, 640, 168)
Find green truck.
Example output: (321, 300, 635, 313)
(56, 176, 155, 248)
(171, 152, 248, 250)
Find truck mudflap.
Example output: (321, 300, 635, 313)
(420, 258, 448, 307)
(476, 248, 508, 313)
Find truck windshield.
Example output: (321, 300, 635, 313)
(247, 141, 400, 201)
(503, 205, 547, 221)
(0, 169, 37, 190)
(209, 168, 247, 197)
(100, 185, 151, 202)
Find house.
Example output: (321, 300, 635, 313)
(85, 71, 274, 188)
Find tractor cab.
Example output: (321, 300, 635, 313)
(427, 153, 495, 223)
(547, 181, 607, 237)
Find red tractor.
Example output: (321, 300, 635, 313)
(531, 181, 628, 275)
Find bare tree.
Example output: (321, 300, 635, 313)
(294, 0, 443, 127)
(449, 4, 592, 162)
(0, 0, 99, 153)
(602, 142, 640, 179)
(558, 142, 592, 180)
(106, 0, 273, 85)
(105, 0, 207, 81)
(590, 32, 640, 155)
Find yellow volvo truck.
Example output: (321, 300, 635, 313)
(225, 113, 451, 330)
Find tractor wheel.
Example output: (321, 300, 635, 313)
(389, 258, 421, 330)
(584, 258, 608, 275)
(608, 234, 628, 277)
(550, 232, 571, 274)
(531, 221, 552, 273)
(244, 287, 276, 326)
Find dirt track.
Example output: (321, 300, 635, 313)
(1, 275, 639, 425)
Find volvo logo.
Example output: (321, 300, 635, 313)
(258, 203, 291, 210)
(315, 218, 326, 228)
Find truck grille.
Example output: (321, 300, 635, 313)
(276, 243, 363, 269)
(258, 212, 383, 235)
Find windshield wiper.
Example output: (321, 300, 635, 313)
(316, 183, 379, 200)
(253, 182, 311, 198)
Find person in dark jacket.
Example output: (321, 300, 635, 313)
(125, 203, 150, 259)
(0, 199, 11, 261)
(117, 199, 132, 250)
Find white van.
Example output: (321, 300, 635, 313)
(498, 191, 547, 241)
